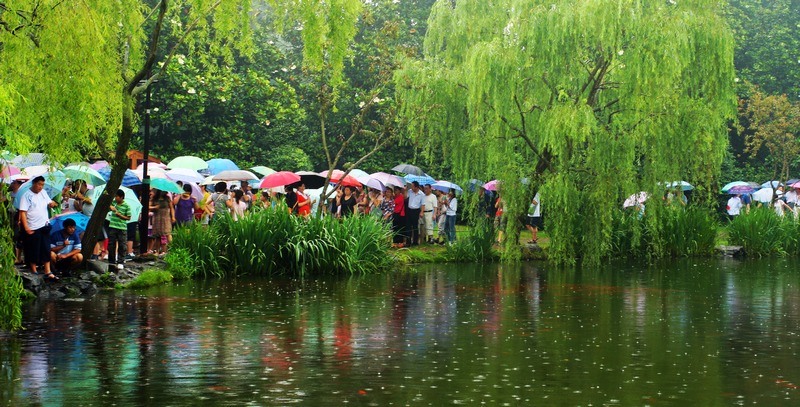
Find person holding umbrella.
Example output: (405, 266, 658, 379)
(295, 183, 316, 217)
(108, 189, 132, 270)
(50, 218, 83, 272)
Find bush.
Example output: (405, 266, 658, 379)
(728, 207, 788, 256)
(125, 270, 174, 289)
(168, 208, 393, 277)
(164, 248, 196, 280)
(445, 219, 499, 262)
(610, 205, 718, 259)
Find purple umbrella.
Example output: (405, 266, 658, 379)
(728, 185, 756, 195)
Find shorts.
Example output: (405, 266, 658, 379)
(127, 222, 138, 242)
(526, 216, 543, 229)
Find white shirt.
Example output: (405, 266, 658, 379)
(726, 196, 742, 216)
(446, 197, 457, 216)
(407, 189, 425, 209)
(422, 193, 437, 212)
(19, 189, 52, 230)
(530, 192, 541, 217)
(774, 200, 786, 217)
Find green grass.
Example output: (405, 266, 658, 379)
(727, 207, 792, 256)
(125, 270, 174, 289)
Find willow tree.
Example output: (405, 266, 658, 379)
(395, 0, 736, 263)
(0, 0, 253, 330)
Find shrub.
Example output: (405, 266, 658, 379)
(125, 270, 174, 289)
(164, 248, 195, 280)
(170, 220, 227, 278)
(728, 207, 787, 256)
(610, 205, 718, 259)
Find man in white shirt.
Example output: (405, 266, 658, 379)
(726, 195, 742, 220)
(406, 181, 425, 246)
(19, 176, 59, 278)
(421, 184, 438, 244)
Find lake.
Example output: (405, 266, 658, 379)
(3, 259, 800, 405)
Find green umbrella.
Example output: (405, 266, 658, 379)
(87, 185, 143, 224)
(150, 178, 183, 194)
(166, 155, 208, 171)
(63, 165, 106, 186)
(251, 166, 276, 177)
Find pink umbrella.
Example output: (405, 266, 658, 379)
(483, 180, 499, 191)
(370, 172, 406, 188)
(187, 182, 204, 202)
(320, 169, 361, 187)
(259, 171, 301, 189)
(623, 192, 649, 208)
(89, 161, 109, 171)
(136, 162, 167, 171)
(0, 165, 20, 178)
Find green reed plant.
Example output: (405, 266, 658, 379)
(164, 248, 195, 280)
(728, 207, 787, 256)
(170, 220, 227, 277)
(610, 205, 717, 259)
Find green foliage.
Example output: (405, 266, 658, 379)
(397, 0, 736, 265)
(727, 207, 789, 256)
(168, 209, 393, 276)
(125, 270, 174, 289)
(169, 221, 226, 278)
(611, 205, 718, 259)
(0, 187, 23, 331)
(444, 220, 499, 262)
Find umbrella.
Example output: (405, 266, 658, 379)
(150, 178, 183, 194)
(728, 185, 756, 195)
(294, 171, 327, 189)
(320, 169, 361, 187)
(89, 161, 110, 171)
(392, 163, 424, 176)
(206, 158, 240, 175)
(134, 166, 169, 180)
(167, 156, 208, 171)
(50, 212, 90, 234)
(87, 185, 143, 224)
(166, 168, 205, 184)
(13, 171, 67, 208)
(98, 166, 142, 187)
(762, 180, 783, 189)
(201, 175, 218, 186)
(665, 181, 694, 191)
(213, 170, 259, 181)
(623, 192, 649, 209)
(792, 182, 800, 189)
(63, 165, 106, 186)
(0, 164, 20, 179)
(468, 179, 484, 192)
(348, 169, 372, 184)
(432, 181, 463, 193)
(404, 173, 437, 186)
(136, 162, 167, 171)
(3, 173, 28, 184)
(787, 178, 800, 187)
(721, 181, 750, 193)
(21, 165, 51, 178)
(11, 153, 48, 168)
(370, 172, 406, 188)
(260, 171, 301, 189)
(363, 178, 385, 192)
(251, 166, 276, 177)
(753, 187, 774, 203)
(483, 180, 499, 191)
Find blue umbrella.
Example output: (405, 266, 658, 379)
(87, 185, 142, 224)
(13, 171, 67, 209)
(432, 180, 463, 193)
(665, 181, 694, 191)
(206, 158, 239, 175)
(721, 181, 750, 193)
(404, 173, 436, 186)
(50, 212, 90, 234)
(11, 153, 48, 168)
(762, 180, 783, 189)
(98, 166, 142, 187)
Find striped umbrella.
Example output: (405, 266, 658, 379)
(11, 153, 48, 168)
(98, 166, 142, 187)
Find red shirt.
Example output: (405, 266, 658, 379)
(393, 194, 405, 216)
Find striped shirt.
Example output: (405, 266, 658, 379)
(109, 200, 131, 230)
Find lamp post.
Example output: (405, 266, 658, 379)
(138, 79, 157, 255)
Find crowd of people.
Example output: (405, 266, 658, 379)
(4, 165, 550, 279)
(726, 184, 800, 218)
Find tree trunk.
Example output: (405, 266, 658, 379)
(81, 92, 136, 261)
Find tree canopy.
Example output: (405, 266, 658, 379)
(396, 0, 737, 263)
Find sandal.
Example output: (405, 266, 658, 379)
(44, 273, 59, 281)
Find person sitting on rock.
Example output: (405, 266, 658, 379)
(50, 218, 83, 272)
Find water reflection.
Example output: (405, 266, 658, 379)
(3, 259, 800, 405)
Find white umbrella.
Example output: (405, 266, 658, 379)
(133, 166, 169, 180)
(623, 192, 649, 208)
(20, 165, 51, 178)
(166, 168, 205, 184)
(213, 170, 259, 181)
(753, 188, 774, 203)
(432, 181, 463, 193)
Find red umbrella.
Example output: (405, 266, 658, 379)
(259, 171, 301, 189)
(319, 169, 361, 187)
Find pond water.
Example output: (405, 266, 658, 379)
(3, 259, 800, 406)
